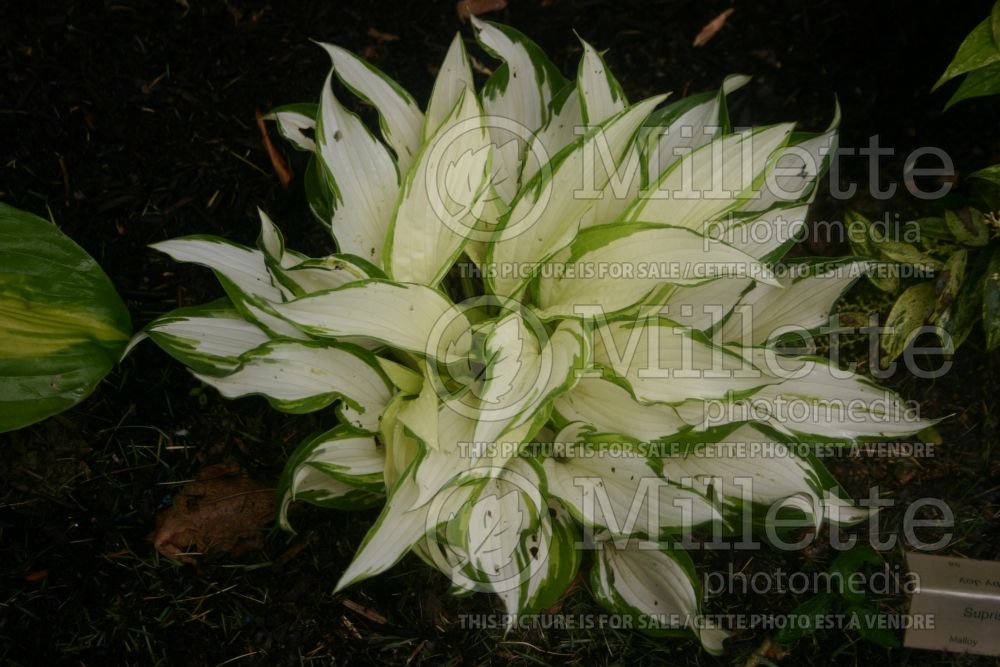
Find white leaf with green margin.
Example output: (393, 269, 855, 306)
(145, 300, 269, 376)
(577, 39, 627, 126)
(265, 102, 317, 152)
(151, 235, 284, 303)
(543, 424, 719, 535)
(643, 74, 749, 183)
(627, 124, 794, 232)
(488, 96, 667, 298)
(273, 280, 470, 358)
(720, 261, 869, 346)
(319, 42, 424, 172)
(553, 377, 689, 442)
(316, 73, 399, 263)
(592, 319, 778, 404)
(192, 340, 391, 431)
(423, 34, 475, 141)
(592, 537, 728, 653)
(536, 223, 778, 319)
(385, 88, 492, 287)
(278, 426, 386, 531)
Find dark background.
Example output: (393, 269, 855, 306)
(2, 0, 999, 665)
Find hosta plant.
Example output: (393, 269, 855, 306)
(0, 203, 131, 432)
(137, 20, 932, 652)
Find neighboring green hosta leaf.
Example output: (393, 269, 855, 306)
(945, 60, 1000, 108)
(937, 259, 984, 352)
(273, 280, 471, 358)
(882, 282, 936, 362)
(192, 340, 391, 431)
(984, 245, 1000, 351)
(844, 211, 900, 293)
(385, 87, 492, 287)
(488, 95, 668, 298)
(0, 203, 131, 432)
(319, 42, 424, 172)
(774, 593, 834, 644)
(933, 16, 1000, 91)
(944, 207, 990, 246)
(265, 102, 317, 151)
(316, 72, 399, 263)
(591, 537, 729, 654)
(577, 39, 627, 125)
(277, 426, 386, 530)
(829, 545, 882, 604)
(535, 223, 778, 319)
(931, 249, 968, 322)
(144, 300, 269, 376)
(874, 238, 942, 271)
(969, 163, 1000, 186)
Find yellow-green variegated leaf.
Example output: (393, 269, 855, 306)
(0, 204, 131, 432)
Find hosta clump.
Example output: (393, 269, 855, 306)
(139, 20, 932, 652)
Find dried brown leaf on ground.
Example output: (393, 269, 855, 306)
(150, 462, 275, 564)
(693, 8, 735, 47)
(456, 0, 508, 21)
(367, 27, 400, 43)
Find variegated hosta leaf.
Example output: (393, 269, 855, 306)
(273, 279, 471, 358)
(590, 318, 779, 404)
(689, 350, 936, 441)
(641, 74, 750, 185)
(315, 72, 399, 263)
(543, 423, 719, 537)
(143, 300, 269, 376)
(386, 87, 492, 287)
(0, 204, 132, 432)
(487, 96, 667, 298)
(318, 42, 424, 172)
(265, 102, 317, 152)
(592, 536, 729, 654)
(627, 123, 794, 232)
(553, 376, 690, 442)
(278, 426, 386, 530)
(535, 223, 778, 319)
(719, 260, 870, 346)
(192, 340, 391, 431)
(577, 39, 627, 126)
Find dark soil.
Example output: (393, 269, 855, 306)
(2, 0, 999, 665)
